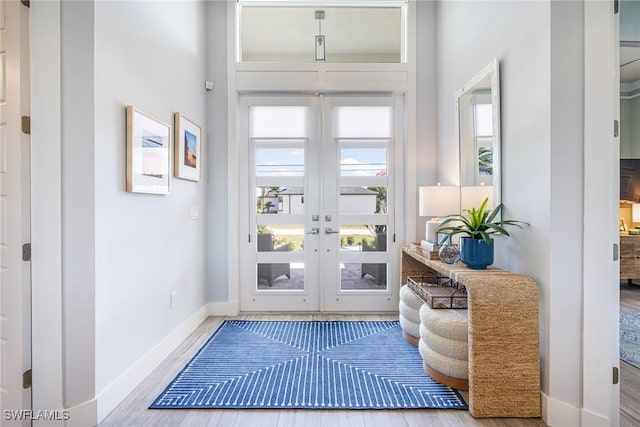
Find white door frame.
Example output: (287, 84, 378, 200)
(582, 1, 619, 424)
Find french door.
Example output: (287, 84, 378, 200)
(239, 94, 402, 312)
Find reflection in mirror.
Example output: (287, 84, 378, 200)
(456, 58, 501, 212)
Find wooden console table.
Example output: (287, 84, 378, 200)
(620, 234, 640, 284)
(401, 246, 541, 418)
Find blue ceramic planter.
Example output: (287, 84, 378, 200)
(459, 237, 494, 270)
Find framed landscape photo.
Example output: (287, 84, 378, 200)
(174, 113, 202, 181)
(126, 106, 171, 194)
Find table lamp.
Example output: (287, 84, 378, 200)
(632, 203, 640, 234)
(419, 184, 460, 246)
(461, 185, 494, 212)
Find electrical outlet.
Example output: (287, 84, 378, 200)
(170, 291, 177, 309)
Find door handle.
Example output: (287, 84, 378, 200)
(325, 228, 340, 234)
(306, 227, 320, 235)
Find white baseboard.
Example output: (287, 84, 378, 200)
(581, 408, 610, 426)
(542, 392, 582, 427)
(208, 300, 239, 316)
(94, 304, 209, 424)
(65, 399, 97, 427)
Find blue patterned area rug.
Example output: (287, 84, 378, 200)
(150, 320, 467, 410)
(621, 310, 640, 369)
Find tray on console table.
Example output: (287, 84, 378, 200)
(407, 275, 467, 309)
(400, 246, 541, 418)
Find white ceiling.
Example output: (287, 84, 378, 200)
(621, 46, 640, 84)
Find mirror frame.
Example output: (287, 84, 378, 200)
(455, 58, 501, 213)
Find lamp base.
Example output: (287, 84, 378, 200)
(425, 219, 443, 243)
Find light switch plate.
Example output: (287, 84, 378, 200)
(189, 206, 199, 220)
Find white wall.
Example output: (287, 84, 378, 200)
(433, 0, 586, 421)
(60, 0, 96, 408)
(434, 0, 552, 275)
(93, 0, 209, 393)
(58, 0, 210, 421)
(31, 0, 64, 416)
(414, 1, 438, 242)
(548, 2, 585, 420)
(206, 0, 230, 303)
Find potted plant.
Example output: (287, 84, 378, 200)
(437, 198, 528, 269)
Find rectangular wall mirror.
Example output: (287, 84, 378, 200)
(456, 58, 501, 212)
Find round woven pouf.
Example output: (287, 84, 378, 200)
(418, 303, 469, 390)
(399, 285, 423, 345)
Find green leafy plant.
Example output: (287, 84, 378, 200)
(438, 197, 528, 245)
(360, 236, 375, 246)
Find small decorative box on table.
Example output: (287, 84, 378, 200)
(407, 275, 467, 309)
(409, 242, 440, 260)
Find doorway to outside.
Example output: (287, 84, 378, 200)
(239, 94, 403, 312)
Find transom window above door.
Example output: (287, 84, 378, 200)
(237, 1, 407, 63)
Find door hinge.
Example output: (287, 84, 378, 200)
(22, 243, 31, 261)
(20, 0, 30, 8)
(614, 0, 619, 14)
(393, 234, 396, 243)
(23, 369, 32, 389)
(21, 116, 31, 134)
(614, 120, 619, 138)
(613, 366, 619, 384)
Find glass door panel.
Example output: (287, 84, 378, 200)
(255, 143, 305, 178)
(322, 100, 396, 311)
(249, 105, 314, 304)
(340, 146, 388, 177)
(239, 5, 405, 63)
(256, 224, 305, 290)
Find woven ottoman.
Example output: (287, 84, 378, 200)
(418, 303, 469, 390)
(399, 285, 423, 346)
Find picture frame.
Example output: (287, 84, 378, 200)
(174, 113, 202, 181)
(126, 106, 171, 194)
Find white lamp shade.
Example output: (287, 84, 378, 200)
(633, 204, 640, 223)
(461, 185, 494, 211)
(419, 185, 460, 217)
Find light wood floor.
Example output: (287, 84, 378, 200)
(621, 284, 640, 427)
(99, 313, 547, 427)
